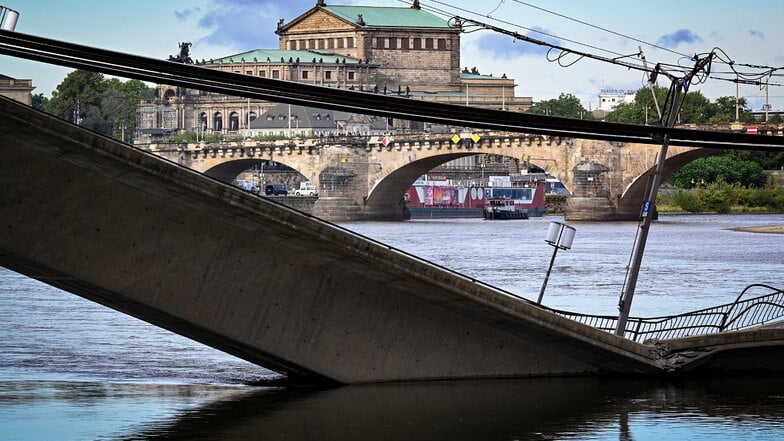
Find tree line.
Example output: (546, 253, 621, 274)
(32, 70, 153, 143)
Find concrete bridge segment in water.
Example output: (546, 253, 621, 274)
(2, 97, 783, 384)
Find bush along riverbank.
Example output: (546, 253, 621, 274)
(657, 178, 784, 214)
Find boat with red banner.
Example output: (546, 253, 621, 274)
(405, 175, 550, 219)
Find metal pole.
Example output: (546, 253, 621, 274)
(538, 244, 559, 304)
(615, 80, 682, 336)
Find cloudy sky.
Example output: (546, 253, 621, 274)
(2, 0, 782, 111)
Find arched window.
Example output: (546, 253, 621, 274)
(249, 111, 257, 122)
(213, 112, 223, 131)
(164, 89, 176, 101)
(425, 38, 434, 49)
(437, 38, 447, 50)
(199, 112, 208, 131)
(229, 112, 239, 131)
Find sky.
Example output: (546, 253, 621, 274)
(2, 0, 783, 112)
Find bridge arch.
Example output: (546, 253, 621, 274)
(202, 158, 312, 193)
(616, 148, 721, 219)
(363, 153, 477, 219)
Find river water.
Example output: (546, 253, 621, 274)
(1, 214, 783, 440)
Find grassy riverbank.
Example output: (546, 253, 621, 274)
(656, 180, 784, 215)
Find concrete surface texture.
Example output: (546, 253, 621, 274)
(1, 96, 781, 384)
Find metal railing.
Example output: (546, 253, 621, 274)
(551, 284, 784, 343)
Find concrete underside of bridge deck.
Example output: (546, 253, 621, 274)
(1, 97, 782, 384)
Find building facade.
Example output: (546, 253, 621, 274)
(0, 74, 34, 106)
(136, 1, 531, 143)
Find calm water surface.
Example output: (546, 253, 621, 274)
(1, 214, 783, 440)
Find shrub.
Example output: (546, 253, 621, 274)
(673, 190, 701, 212)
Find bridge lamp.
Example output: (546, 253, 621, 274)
(537, 221, 576, 304)
(0, 6, 19, 31)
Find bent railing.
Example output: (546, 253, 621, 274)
(550, 284, 784, 343)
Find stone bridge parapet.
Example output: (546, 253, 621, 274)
(141, 131, 710, 221)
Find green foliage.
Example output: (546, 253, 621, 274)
(45, 70, 107, 130)
(668, 178, 784, 213)
(709, 96, 754, 123)
(31, 93, 48, 111)
(165, 132, 224, 143)
(43, 70, 152, 142)
(670, 155, 768, 188)
(604, 86, 754, 125)
(527, 93, 594, 119)
(672, 190, 701, 212)
(725, 149, 784, 170)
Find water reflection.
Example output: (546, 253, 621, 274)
(124, 376, 784, 441)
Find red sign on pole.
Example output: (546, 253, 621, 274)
(746, 125, 758, 134)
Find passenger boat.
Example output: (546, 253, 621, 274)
(483, 197, 529, 220)
(405, 174, 551, 219)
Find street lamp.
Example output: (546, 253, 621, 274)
(0, 6, 19, 31)
(537, 221, 576, 304)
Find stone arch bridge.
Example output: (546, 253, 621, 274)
(143, 132, 714, 221)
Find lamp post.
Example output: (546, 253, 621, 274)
(538, 221, 576, 304)
(0, 6, 19, 31)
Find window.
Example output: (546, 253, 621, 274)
(198, 112, 207, 131)
(325, 71, 333, 80)
(249, 111, 257, 122)
(377, 37, 385, 48)
(246, 70, 253, 75)
(401, 38, 409, 49)
(302, 71, 309, 80)
(259, 71, 266, 78)
(425, 38, 434, 49)
(347, 37, 354, 48)
(437, 38, 446, 50)
(337, 38, 345, 49)
(309, 39, 316, 49)
(289, 41, 296, 50)
(318, 39, 325, 49)
(328, 39, 334, 49)
(229, 112, 239, 131)
(272, 70, 280, 79)
(213, 112, 223, 131)
(389, 38, 397, 49)
(348, 71, 355, 80)
(413, 38, 421, 49)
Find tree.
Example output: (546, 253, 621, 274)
(45, 70, 107, 133)
(605, 86, 719, 125)
(31, 93, 48, 111)
(605, 86, 668, 125)
(527, 93, 594, 119)
(670, 155, 768, 188)
(710, 96, 754, 123)
(43, 70, 153, 141)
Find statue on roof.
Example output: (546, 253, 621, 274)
(317, 0, 326, 6)
(168, 42, 193, 64)
(412, 0, 421, 9)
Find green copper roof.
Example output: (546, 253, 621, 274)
(323, 6, 450, 28)
(208, 49, 364, 65)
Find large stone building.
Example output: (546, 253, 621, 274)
(136, 1, 531, 143)
(0, 74, 34, 106)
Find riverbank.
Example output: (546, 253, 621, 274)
(729, 225, 784, 234)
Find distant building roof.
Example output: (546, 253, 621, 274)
(207, 49, 364, 65)
(318, 5, 450, 29)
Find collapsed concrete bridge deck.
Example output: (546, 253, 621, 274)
(1, 97, 782, 384)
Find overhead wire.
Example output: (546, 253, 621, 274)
(405, 1, 782, 94)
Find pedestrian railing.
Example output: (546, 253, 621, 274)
(550, 284, 784, 343)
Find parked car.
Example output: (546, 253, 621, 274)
(264, 184, 288, 195)
(294, 181, 319, 197)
